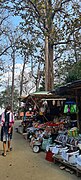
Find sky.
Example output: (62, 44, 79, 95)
(11, 15, 21, 27)
(0, 14, 35, 94)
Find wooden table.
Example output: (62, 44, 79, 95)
(53, 154, 81, 177)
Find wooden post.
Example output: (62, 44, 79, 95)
(75, 90, 80, 130)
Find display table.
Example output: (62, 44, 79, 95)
(53, 154, 81, 177)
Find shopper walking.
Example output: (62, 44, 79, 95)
(0, 105, 14, 157)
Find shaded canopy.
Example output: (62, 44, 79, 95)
(51, 80, 81, 97)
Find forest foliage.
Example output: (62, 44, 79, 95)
(0, 0, 81, 110)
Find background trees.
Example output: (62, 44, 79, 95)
(0, 0, 81, 111)
(0, 86, 19, 112)
(65, 60, 81, 83)
(11, 0, 81, 88)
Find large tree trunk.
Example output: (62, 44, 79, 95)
(45, 0, 54, 91)
(20, 55, 26, 97)
(11, 48, 15, 112)
(48, 42, 54, 90)
(45, 37, 54, 91)
(45, 36, 49, 91)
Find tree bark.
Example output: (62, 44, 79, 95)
(45, 36, 54, 91)
(11, 48, 15, 112)
(20, 55, 26, 97)
(45, 0, 54, 91)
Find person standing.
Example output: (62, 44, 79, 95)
(0, 105, 14, 157)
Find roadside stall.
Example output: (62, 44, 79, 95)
(22, 91, 66, 120)
(18, 80, 81, 176)
(51, 80, 81, 132)
(19, 91, 67, 133)
(46, 80, 81, 176)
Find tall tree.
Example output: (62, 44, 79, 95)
(10, 0, 81, 90)
(0, 0, 81, 91)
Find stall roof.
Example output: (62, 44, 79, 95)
(19, 80, 81, 102)
(41, 98, 66, 101)
(19, 91, 49, 102)
(19, 90, 66, 103)
(51, 80, 81, 96)
(19, 95, 29, 101)
(23, 91, 55, 102)
(30, 91, 51, 97)
(31, 91, 49, 95)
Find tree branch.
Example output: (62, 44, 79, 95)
(0, 45, 11, 56)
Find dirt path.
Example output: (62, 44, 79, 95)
(0, 120, 80, 180)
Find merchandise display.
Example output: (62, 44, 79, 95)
(64, 101, 77, 114)
(17, 98, 81, 177)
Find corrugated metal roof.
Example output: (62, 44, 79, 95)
(31, 91, 49, 95)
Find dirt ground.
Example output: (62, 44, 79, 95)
(0, 120, 80, 180)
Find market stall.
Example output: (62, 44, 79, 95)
(17, 80, 81, 177)
(21, 91, 66, 119)
(51, 80, 81, 132)
(17, 85, 81, 176)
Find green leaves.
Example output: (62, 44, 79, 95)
(65, 60, 81, 83)
(0, 86, 19, 111)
